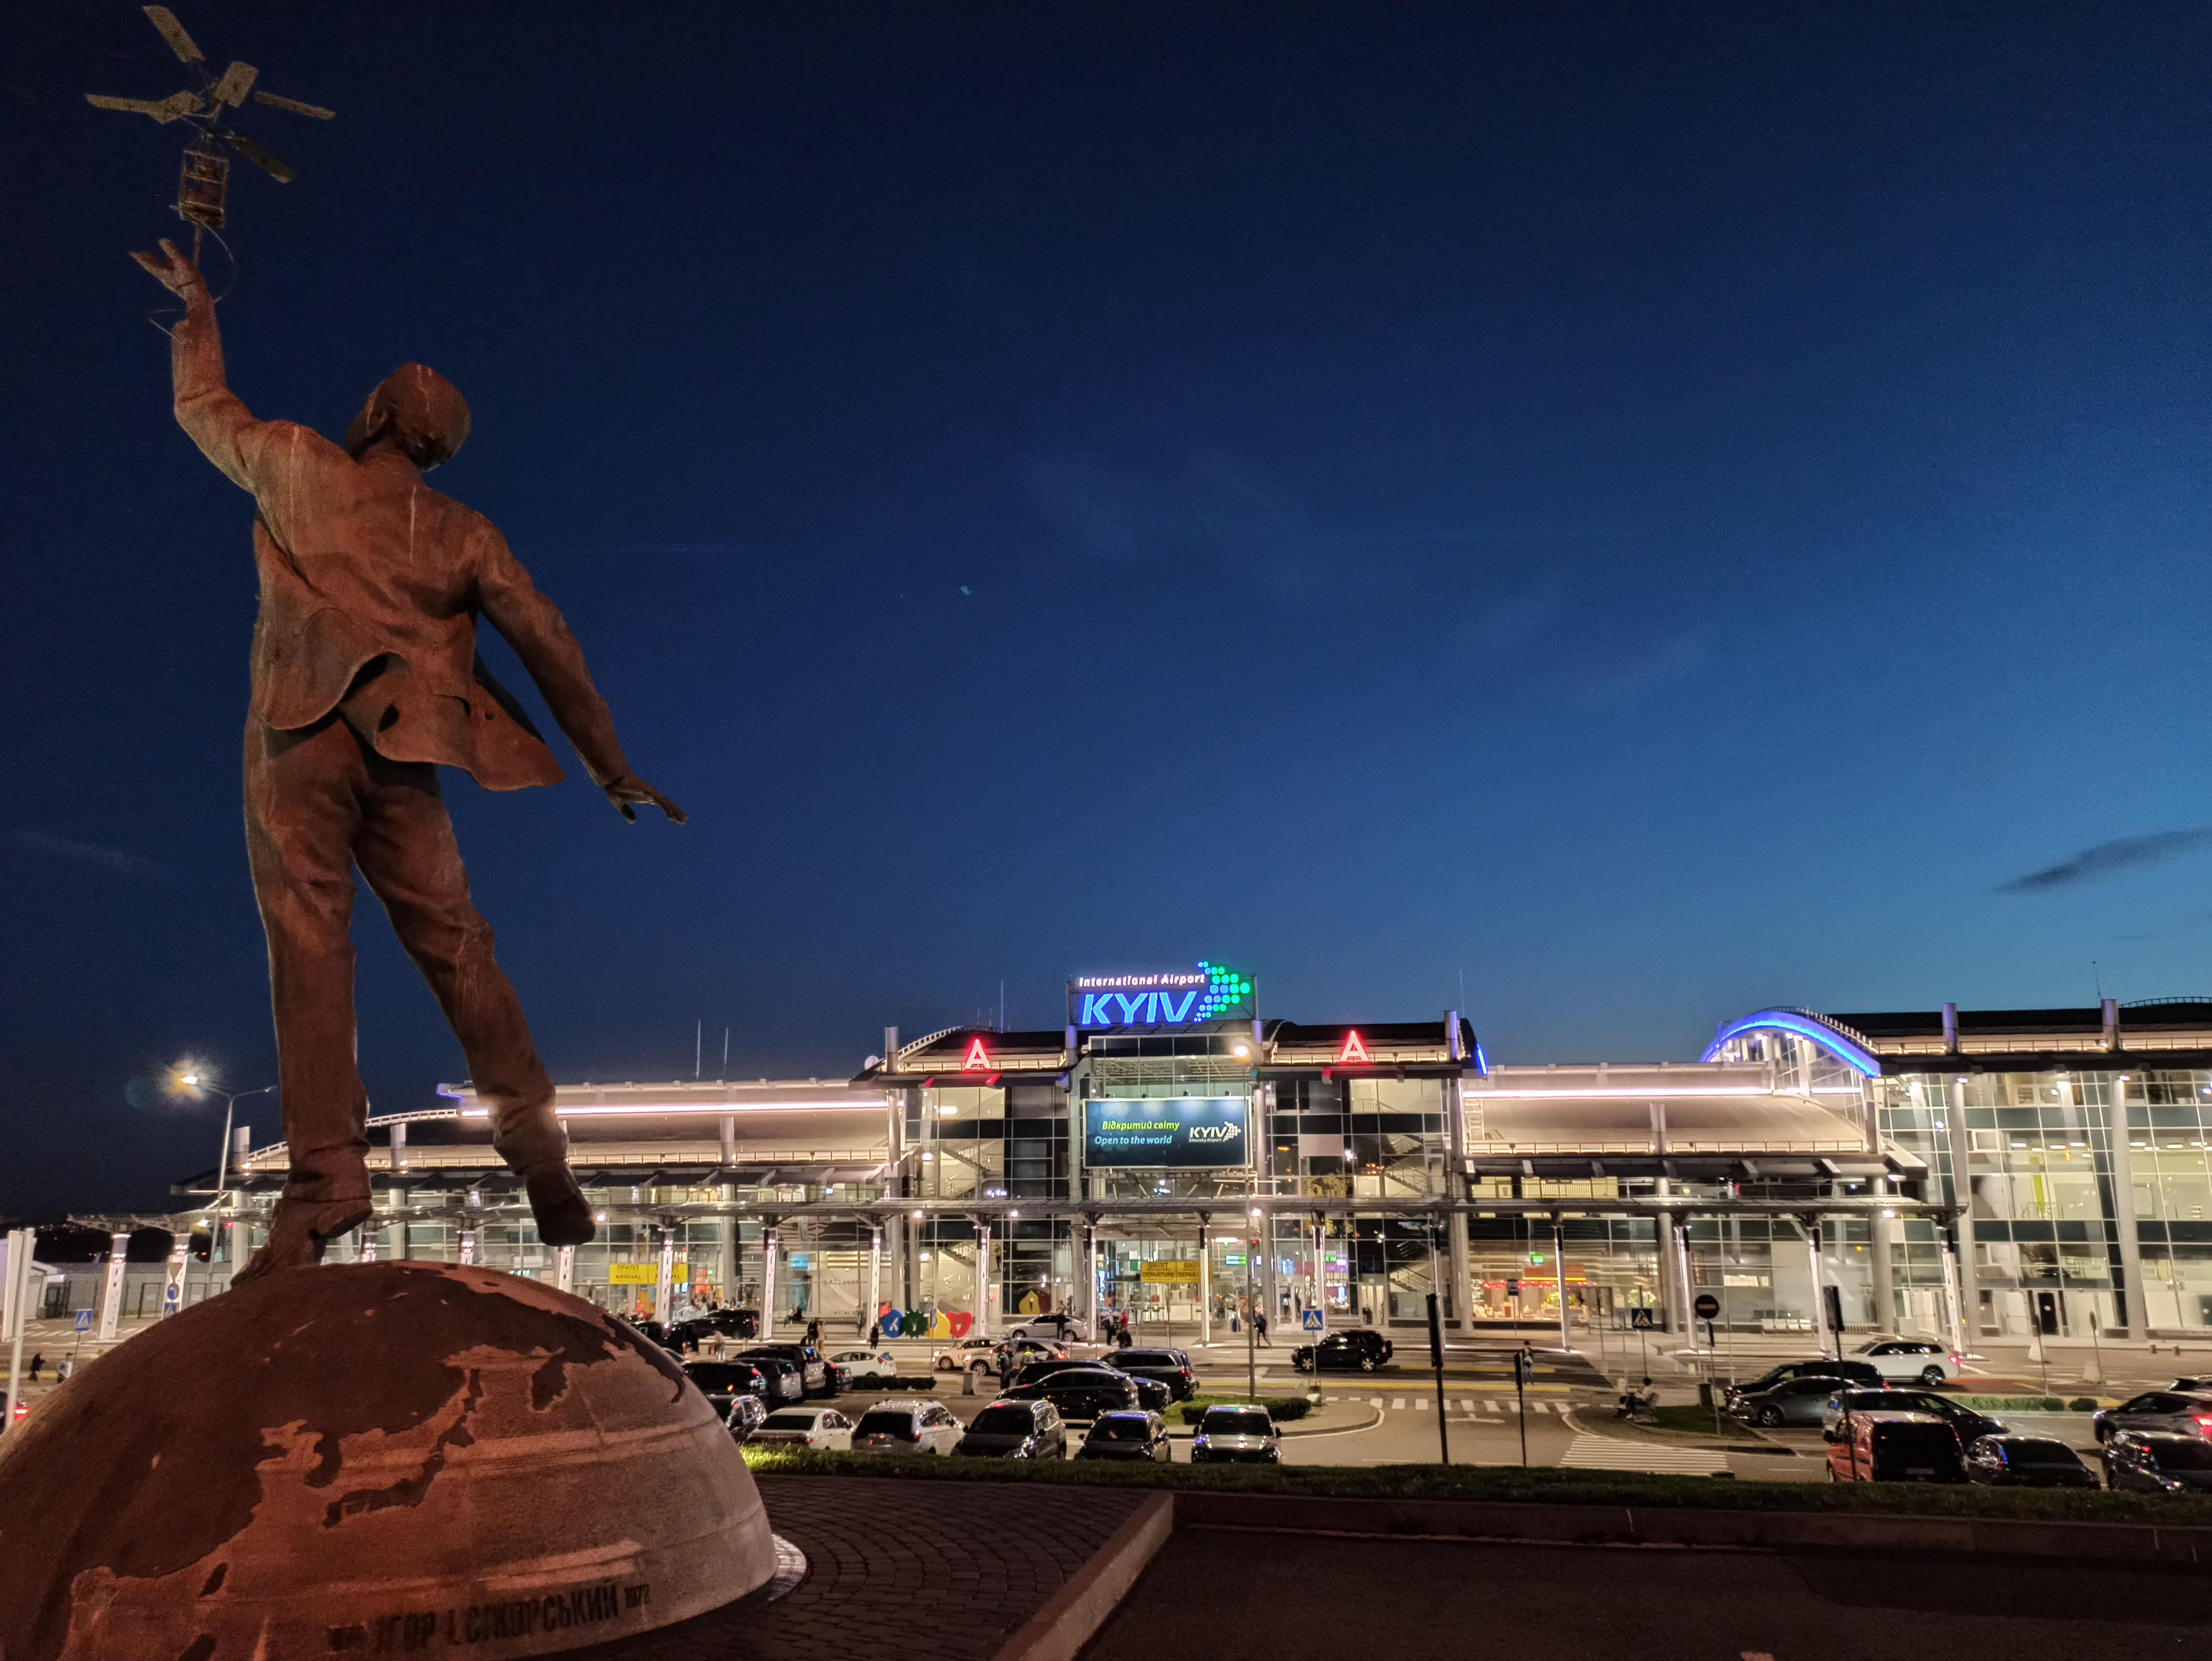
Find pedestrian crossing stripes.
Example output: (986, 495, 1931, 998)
(1558, 1434, 1729, 1475)
(1344, 1396, 1558, 1415)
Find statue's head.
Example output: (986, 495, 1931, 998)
(343, 364, 472, 469)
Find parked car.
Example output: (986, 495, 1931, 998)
(956, 1399, 1068, 1460)
(1724, 1359, 1882, 1414)
(2104, 1431, 2212, 1493)
(1002, 1366, 1142, 1421)
(671, 1308, 760, 1349)
(1291, 1330, 1395, 1373)
(830, 1349, 897, 1382)
(1076, 1410, 1174, 1463)
(626, 1318, 679, 1352)
(850, 1399, 963, 1456)
(723, 1394, 768, 1443)
(1013, 1357, 1118, 1388)
(934, 1339, 1004, 1373)
(733, 1345, 834, 1398)
(1822, 1388, 2008, 1444)
(1963, 1435, 2097, 1488)
(1847, 1338, 1961, 1387)
(1110, 1348, 1197, 1401)
(1192, 1404, 1281, 1464)
(1824, 1412, 1966, 1484)
(2092, 1391, 2212, 1443)
(749, 1406, 856, 1451)
(1007, 1311, 1090, 1345)
(683, 1360, 773, 1418)
(741, 1356, 807, 1405)
(1736, 1374, 1869, 1428)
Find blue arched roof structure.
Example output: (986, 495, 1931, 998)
(1701, 1008, 1881, 1077)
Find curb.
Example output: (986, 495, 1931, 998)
(989, 1491, 1174, 1661)
(1168, 1490, 2212, 1565)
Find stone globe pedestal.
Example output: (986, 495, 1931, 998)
(0, 1262, 776, 1661)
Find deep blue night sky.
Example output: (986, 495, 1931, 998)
(7, 3, 2212, 1214)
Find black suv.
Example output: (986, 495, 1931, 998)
(681, 1360, 772, 1417)
(732, 1344, 835, 1398)
(1291, 1329, 1394, 1373)
(1111, 1348, 1197, 1401)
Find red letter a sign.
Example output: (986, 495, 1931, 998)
(962, 1036, 992, 1071)
(1337, 1029, 1370, 1065)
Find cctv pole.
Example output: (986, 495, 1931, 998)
(1515, 1343, 1530, 1468)
(1427, 1292, 1449, 1465)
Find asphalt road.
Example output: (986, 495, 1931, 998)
(1087, 1532, 2212, 1661)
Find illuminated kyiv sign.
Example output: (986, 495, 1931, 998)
(1069, 961, 1254, 1028)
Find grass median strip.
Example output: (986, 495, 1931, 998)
(741, 1447, 2212, 1525)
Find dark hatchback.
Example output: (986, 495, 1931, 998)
(1002, 1367, 1141, 1421)
(954, 1400, 1067, 1460)
(1291, 1330, 1395, 1373)
(682, 1361, 772, 1417)
(1111, 1349, 1197, 1401)
(1077, 1410, 1174, 1463)
(1964, 1435, 2098, 1488)
(2105, 1432, 2212, 1493)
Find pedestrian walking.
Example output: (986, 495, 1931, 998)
(868, 1318, 880, 1346)
(1254, 1310, 1271, 1348)
(27, 1353, 42, 1383)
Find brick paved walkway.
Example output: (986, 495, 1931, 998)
(566, 1474, 1144, 1661)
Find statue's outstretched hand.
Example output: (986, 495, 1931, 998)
(129, 238, 208, 302)
(604, 773, 686, 824)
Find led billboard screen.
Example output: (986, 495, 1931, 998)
(1083, 1096, 1251, 1169)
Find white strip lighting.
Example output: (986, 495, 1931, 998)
(457, 1100, 889, 1119)
(1466, 1086, 1777, 1100)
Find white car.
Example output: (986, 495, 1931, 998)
(831, 1350, 896, 1381)
(1850, 1338, 1961, 1386)
(1008, 1312, 1090, 1345)
(933, 1338, 1002, 1373)
(850, 1398, 963, 1456)
(748, 1406, 855, 1451)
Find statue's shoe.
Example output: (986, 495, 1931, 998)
(231, 1198, 373, 1285)
(525, 1164, 597, 1248)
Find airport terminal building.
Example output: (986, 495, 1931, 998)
(129, 970, 2212, 1350)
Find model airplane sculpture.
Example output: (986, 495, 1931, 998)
(87, 5, 333, 242)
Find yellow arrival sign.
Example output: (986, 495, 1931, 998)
(1139, 1259, 1201, 1285)
(608, 1262, 688, 1285)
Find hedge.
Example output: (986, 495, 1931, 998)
(740, 1448, 2212, 1525)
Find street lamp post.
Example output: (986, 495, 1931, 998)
(173, 1070, 274, 1300)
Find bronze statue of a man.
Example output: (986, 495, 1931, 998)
(133, 239, 683, 1282)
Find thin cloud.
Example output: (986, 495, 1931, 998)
(1997, 827, 2212, 895)
(8, 830, 167, 880)
(2115, 908, 2212, 942)
(1575, 623, 1721, 706)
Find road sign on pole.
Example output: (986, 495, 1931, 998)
(1301, 1309, 1323, 1331)
(1629, 1307, 1657, 1330)
(73, 1310, 92, 1333)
